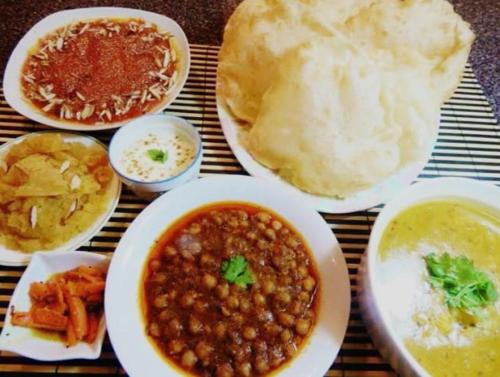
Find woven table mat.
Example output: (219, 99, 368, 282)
(0, 44, 499, 376)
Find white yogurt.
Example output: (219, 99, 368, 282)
(120, 131, 196, 182)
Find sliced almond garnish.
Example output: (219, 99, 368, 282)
(60, 160, 70, 174)
(23, 74, 35, 84)
(75, 91, 86, 101)
(70, 175, 81, 190)
(30, 206, 37, 229)
(162, 50, 171, 67)
(81, 104, 95, 120)
(56, 37, 64, 51)
(170, 48, 177, 62)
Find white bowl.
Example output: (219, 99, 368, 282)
(0, 251, 109, 360)
(105, 175, 351, 377)
(358, 177, 500, 377)
(3, 7, 190, 131)
(109, 114, 203, 200)
(0, 131, 121, 266)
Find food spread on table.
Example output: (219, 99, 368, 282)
(377, 200, 500, 377)
(218, 0, 474, 197)
(142, 203, 318, 376)
(10, 264, 106, 347)
(0, 133, 116, 252)
(0, 1, 498, 377)
(21, 18, 179, 125)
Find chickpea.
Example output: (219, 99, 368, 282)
(227, 295, 240, 309)
(216, 283, 230, 299)
(264, 323, 282, 336)
(257, 222, 266, 231)
(159, 308, 174, 321)
(303, 276, 316, 292)
(253, 292, 266, 306)
(180, 292, 196, 308)
(200, 253, 215, 266)
(262, 280, 276, 295)
(242, 326, 257, 340)
(298, 265, 308, 278)
(193, 300, 208, 313)
(254, 356, 269, 374)
(264, 228, 276, 241)
(214, 322, 227, 338)
(298, 291, 310, 303)
(181, 350, 198, 368)
(168, 318, 183, 336)
(271, 220, 282, 231)
(202, 273, 217, 289)
(221, 305, 231, 316)
(295, 319, 311, 335)
(216, 363, 234, 377)
(284, 342, 297, 357)
(237, 362, 252, 377)
(237, 210, 249, 221)
(289, 300, 303, 316)
(257, 239, 268, 250)
(256, 212, 271, 224)
(280, 329, 292, 342)
(195, 341, 213, 360)
(232, 313, 245, 325)
(286, 236, 299, 249)
(239, 297, 251, 313)
(189, 316, 203, 335)
(275, 291, 291, 304)
(228, 218, 239, 228)
(153, 294, 169, 309)
(149, 322, 160, 337)
(168, 339, 185, 354)
(189, 223, 201, 234)
(152, 272, 167, 284)
(149, 259, 161, 272)
(164, 246, 177, 257)
(278, 313, 295, 328)
(246, 231, 257, 240)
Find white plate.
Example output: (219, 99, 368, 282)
(216, 93, 432, 214)
(0, 251, 108, 360)
(3, 7, 190, 131)
(105, 175, 351, 377)
(0, 132, 121, 266)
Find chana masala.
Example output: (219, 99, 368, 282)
(142, 203, 320, 377)
(21, 18, 179, 125)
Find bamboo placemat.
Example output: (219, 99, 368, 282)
(0, 44, 499, 376)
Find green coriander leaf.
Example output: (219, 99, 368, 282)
(424, 252, 498, 316)
(221, 255, 254, 288)
(147, 149, 168, 163)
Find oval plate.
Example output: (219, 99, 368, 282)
(105, 175, 350, 377)
(0, 132, 121, 266)
(3, 7, 190, 131)
(216, 90, 433, 214)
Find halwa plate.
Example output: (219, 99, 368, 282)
(0, 132, 121, 266)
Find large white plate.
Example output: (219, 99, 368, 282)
(0, 251, 108, 360)
(0, 132, 122, 266)
(216, 92, 432, 214)
(3, 7, 190, 131)
(105, 175, 351, 377)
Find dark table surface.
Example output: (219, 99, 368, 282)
(0, 0, 498, 120)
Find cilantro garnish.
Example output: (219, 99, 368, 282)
(147, 149, 168, 163)
(424, 252, 498, 315)
(221, 256, 254, 288)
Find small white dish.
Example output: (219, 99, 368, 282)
(216, 94, 434, 214)
(0, 132, 121, 266)
(105, 175, 351, 377)
(3, 7, 190, 131)
(359, 177, 500, 377)
(0, 251, 109, 361)
(109, 114, 202, 200)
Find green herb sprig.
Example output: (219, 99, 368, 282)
(221, 256, 254, 288)
(424, 252, 498, 315)
(147, 149, 168, 163)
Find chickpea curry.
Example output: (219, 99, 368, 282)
(142, 203, 320, 376)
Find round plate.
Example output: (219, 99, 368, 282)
(216, 91, 432, 214)
(0, 132, 122, 266)
(105, 175, 350, 377)
(3, 7, 191, 131)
